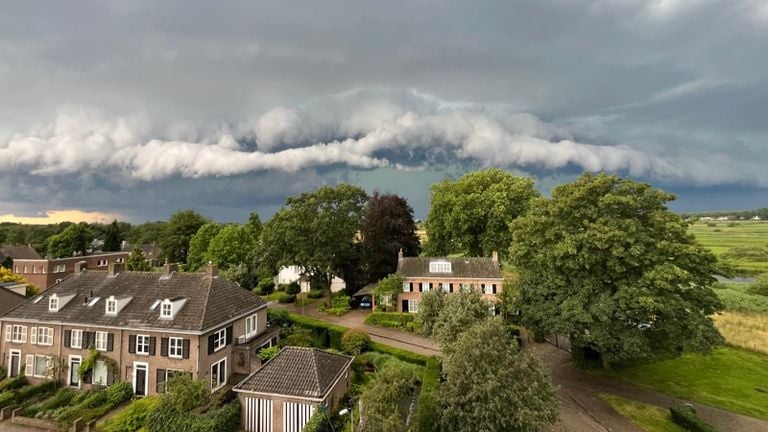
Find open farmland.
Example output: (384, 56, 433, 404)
(689, 221, 768, 275)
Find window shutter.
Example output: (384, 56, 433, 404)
(208, 334, 215, 355)
(160, 338, 169, 357)
(449, 283, 453, 293)
(156, 369, 166, 393)
(83, 332, 92, 349)
(20, 326, 27, 343)
(25, 355, 34, 376)
(128, 335, 136, 354)
(107, 369, 115, 386)
(492, 284, 497, 294)
(107, 333, 114, 352)
(64, 330, 71, 348)
(429, 283, 433, 291)
(409, 282, 413, 292)
(4, 325, 11, 342)
(182, 339, 190, 359)
(30, 327, 38, 345)
(225, 326, 233, 346)
(149, 337, 157, 356)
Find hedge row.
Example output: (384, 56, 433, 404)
(56, 381, 133, 425)
(364, 312, 416, 330)
(417, 357, 441, 432)
(669, 405, 716, 432)
(0, 380, 56, 409)
(286, 313, 429, 365)
(146, 399, 241, 432)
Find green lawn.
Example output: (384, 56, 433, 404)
(600, 394, 685, 432)
(598, 347, 768, 420)
(713, 282, 768, 313)
(689, 222, 768, 274)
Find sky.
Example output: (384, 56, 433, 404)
(0, 0, 767, 223)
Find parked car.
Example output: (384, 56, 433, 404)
(359, 296, 372, 309)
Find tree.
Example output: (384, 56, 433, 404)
(186, 223, 222, 271)
(159, 210, 209, 264)
(440, 319, 558, 432)
(415, 289, 445, 337)
(430, 290, 492, 353)
(0, 267, 28, 284)
(47, 223, 94, 258)
(749, 273, 768, 296)
(222, 263, 257, 289)
(373, 273, 403, 312)
(245, 211, 263, 239)
(510, 173, 725, 367)
(102, 220, 123, 252)
(425, 169, 539, 258)
(360, 365, 419, 432)
(258, 184, 368, 299)
(361, 191, 421, 283)
(127, 246, 151, 271)
(207, 224, 257, 270)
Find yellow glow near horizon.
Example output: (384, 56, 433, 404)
(0, 210, 124, 225)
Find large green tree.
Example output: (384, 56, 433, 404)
(510, 173, 725, 367)
(102, 220, 123, 252)
(258, 184, 368, 297)
(207, 224, 257, 270)
(361, 191, 421, 283)
(47, 223, 94, 258)
(127, 246, 151, 271)
(427, 290, 492, 354)
(440, 319, 558, 432)
(159, 210, 209, 264)
(425, 168, 539, 258)
(186, 223, 223, 271)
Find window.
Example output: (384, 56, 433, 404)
(213, 328, 227, 352)
(106, 298, 117, 314)
(49, 297, 59, 311)
(55, 279, 63, 284)
(168, 337, 183, 358)
(23, 265, 27, 273)
(160, 301, 172, 318)
(429, 261, 452, 273)
(34, 355, 51, 378)
(37, 327, 53, 346)
(136, 335, 150, 355)
(483, 284, 495, 295)
(71, 329, 83, 349)
(54, 264, 66, 273)
(93, 360, 108, 385)
(488, 302, 497, 316)
(33, 266, 38, 274)
(461, 283, 472, 293)
(441, 282, 450, 293)
(421, 282, 430, 292)
(11, 325, 27, 343)
(14, 266, 18, 273)
(42, 266, 46, 274)
(408, 299, 420, 313)
(245, 314, 258, 338)
(97, 259, 108, 267)
(95, 331, 108, 351)
(402, 282, 410, 292)
(115, 257, 124, 263)
(211, 358, 226, 390)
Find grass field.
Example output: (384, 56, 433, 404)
(599, 347, 768, 420)
(689, 221, 768, 274)
(600, 394, 685, 432)
(713, 311, 768, 355)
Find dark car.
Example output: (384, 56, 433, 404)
(359, 296, 372, 309)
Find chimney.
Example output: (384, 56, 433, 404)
(163, 262, 179, 275)
(398, 248, 404, 260)
(491, 251, 498, 262)
(108, 262, 124, 277)
(206, 262, 218, 278)
(75, 261, 88, 273)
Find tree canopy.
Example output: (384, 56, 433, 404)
(207, 224, 257, 270)
(186, 223, 222, 271)
(425, 168, 539, 258)
(102, 220, 123, 252)
(126, 246, 151, 271)
(46, 223, 94, 258)
(510, 173, 725, 366)
(426, 290, 492, 354)
(159, 210, 209, 264)
(439, 319, 558, 432)
(361, 191, 421, 283)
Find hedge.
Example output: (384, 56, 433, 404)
(0, 374, 27, 392)
(56, 381, 133, 425)
(0, 380, 56, 409)
(669, 405, 716, 432)
(100, 396, 162, 432)
(368, 342, 428, 366)
(146, 399, 241, 432)
(278, 293, 297, 303)
(416, 357, 441, 432)
(364, 312, 416, 330)
(307, 289, 325, 299)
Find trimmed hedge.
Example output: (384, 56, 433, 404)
(669, 405, 716, 432)
(417, 357, 441, 432)
(307, 289, 325, 299)
(364, 312, 416, 330)
(278, 293, 297, 303)
(146, 399, 241, 432)
(368, 342, 428, 366)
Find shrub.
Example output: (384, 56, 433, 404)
(669, 405, 716, 432)
(748, 273, 768, 296)
(288, 314, 347, 351)
(417, 357, 441, 432)
(0, 365, 6, 381)
(286, 281, 301, 295)
(166, 375, 210, 412)
(56, 381, 133, 425)
(341, 329, 371, 355)
(302, 409, 340, 432)
(258, 346, 280, 362)
(99, 396, 161, 432)
(706, 222, 717, 227)
(281, 330, 315, 348)
(276, 283, 289, 292)
(364, 312, 416, 330)
(258, 278, 276, 295)
(368, 342, 428, 366)
(22, 387, 76, 417)
(267, 309, 291, 327)
(0, 374, 27, 392)
(722, 246, 768, 262)
(307, 289, 325, 299)
(146, 399, 241, 432)
(278, 293, 297, 303)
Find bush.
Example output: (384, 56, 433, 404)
(341, 329, 371, 355)
(364, 312, 416, 330)
(278, 293, 297, 303)
(56, 381, 133, 425)
(0, 365, 6, 381)
(722, 246, 768, 262)
(146, 399, 241, 432)
(281, 330, 316, 348)
(368, 342, 428, 366)
(100, 396, 162, 432)
(258, 278, 276, 295)
(286, 281, 301, 295)
(748, 273, 768, 296)
(0, 374, 27, 392)
(417, 357, 441, 432)
(258, 346, 280, 361)
(22, 387, 76, 417)
(706, 222, 717, 227)
(267, 309, 291, 327)
(670, 405, 716, 432)
(302, 409, 340, 432)
(307, 289, 325, 299)
(166, 375, 210, 412)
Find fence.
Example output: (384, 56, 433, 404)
(545, 334, 572, 353)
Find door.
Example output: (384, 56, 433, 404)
(9, 351, 20, 377)
(401, 299, 409, 313)
(69, 356, 81, 387)
(244, 397, 273, 432)
(283, 402, 314, 432)
(133, 362, 148, 396)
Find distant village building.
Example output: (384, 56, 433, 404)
(11, 252, 129, 291)
(121, 242, 163, 267)
(275, 266, 346, 293)
(0, 245, 42, 268)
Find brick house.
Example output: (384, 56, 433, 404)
(11, 251, 130, 291)
(0, 244, 42, 268)
(394, 250, 504, 314)
(234, 347, 353, 432)
(0, 262, 278, 396)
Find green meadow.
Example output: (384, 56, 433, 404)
(689, 221, 768, 275)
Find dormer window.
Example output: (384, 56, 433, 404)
(429, 261, 452, 273)
(106, 298, 117, 314)
(49, 296, 59, 312)
(161, 301, 172, 318)
(157, 297, 186, 319)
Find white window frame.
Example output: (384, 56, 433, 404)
(33, 355, 52, 378)
(55, 278, 63, 284)
(94, 360, 109, 385)
(211, 358, 227, 391)
(421, 282, 430, 292)
(69, 355, 82, 388)
(136, 334, 150, 355)
(483, 283, 494, 295)
(441, 282, 450, 293)
(429, 261, 452, 273)
(402, 282, 410, 292)
(49, 297, 59, 312)
(71, 329, 83, 349)
(168, 337, 183, 359)
(245, 313, 258, 338)
(408, 299, 420, 313)
(54, 264, 66, 273)
(37, 327, 54, 346)
(160, 301, 172, 318)
(11, 325, 27, 343)
(95, 331, 108, 351)
(213, 328, 227, 352)
(97, 259, 108, 267)
(106, 298, 117, 314)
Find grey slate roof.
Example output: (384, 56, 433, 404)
(0, 245, 41, 260)
(0, 269, 267, 332)
(234, 347, 352, 399)
(397, 256, 502, 279)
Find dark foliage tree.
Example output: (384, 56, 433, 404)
(127, 246, 151, 271)
(510, 173, 726, 367)
(186, 223, 222, 271)
(47, 223, 94, 258)
(102, 220, 123, 252)
(361, 191, 421, 283)
(159, 210, 209, 264)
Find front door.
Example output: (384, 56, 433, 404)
(401, 299, 409, 313)
(9, 351, 20, 377)
(133, 363, 148, 396)
(69, 356, 81, 387)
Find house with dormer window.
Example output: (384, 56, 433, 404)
(0, 262, 279, 396)
(395, 250, 504, 314)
